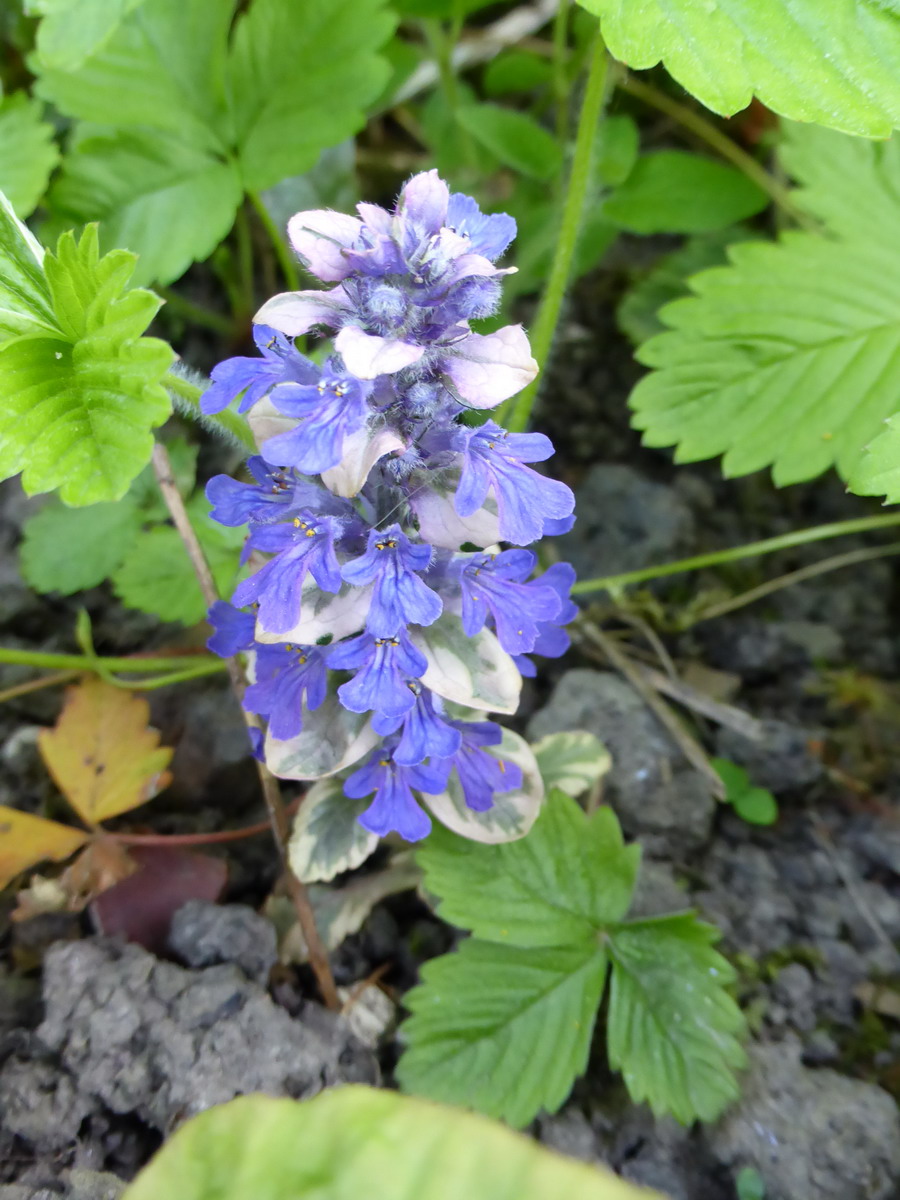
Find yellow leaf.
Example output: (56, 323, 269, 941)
(39, 678, 173, 824)
(0, 806, 88, 890)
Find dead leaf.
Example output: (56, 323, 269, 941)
(38, 678, 173, 825)
(0, 805, 88, 890)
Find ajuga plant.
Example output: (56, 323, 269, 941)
(201, 171, 576, 847)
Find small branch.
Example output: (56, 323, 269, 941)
(0, 669, 79, 704)
(150, 441, 340, 1010)
(112, 795, 303, 848)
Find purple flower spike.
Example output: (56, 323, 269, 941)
(344, 749, 449, 841)
(242, 644, 327, 741)
(341, 524, 441, 637)
(450, 721, 523, 812)
(232, 513, 342, 634)
(372, 686, 462, 765)
(200, 325, 317, 415)
(458, 549, 562, 655)
(206, 601, 256, 658)
(455, 421, 575, 545)
(330, 630, 428, 719)
(261, 369, 373, 475)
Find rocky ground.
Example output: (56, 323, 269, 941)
(1, 277, 899, 1200)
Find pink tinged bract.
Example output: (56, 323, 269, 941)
(287, 210, 362, 281)
(411, 480, 501, 550)
(254, 286, 350, 337)
(399, 170, 449, 231)
(321, 425, 406, 498)
(444, 325, 538, 408)
(334, 326, 425, 378)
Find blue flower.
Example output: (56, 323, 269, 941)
(512, 562, 578, 676)
(200, 325, 317, 415)
(344, 747, 450, 841)
(457, 548, 562, 655)
(206, 601, 256, 657)
(206, 457, 301, 527)
(454, 421, 574, 545)
(232, 513, 342, 634)
(260, 367, 374, 475)
(242, 644, 327, 741)
(448, 721, 523, 812)
(446, 192, 516, 260)
(372, 685, 461, 765)
(329, 629, 428, 719)
(341, 524, 441, 637)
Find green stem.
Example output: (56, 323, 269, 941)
(615, 72, 815, 230)
(552, 0, 571, 144)
(0, 648, 221, 674)
(504, 27, 609, 433)
(247, 190, 301, 292)
(156, 287, 234, 336)
(165, 371, 257, 454)
(572, 512, 900, 596)
(110, 661, 229, 690)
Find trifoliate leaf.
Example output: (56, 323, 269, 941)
(606, 913, 746, 1124)
(849, 412, 900, 503)
(532, 730, 612, 798)
(398, 940, 608, 1128)
(0, 806, 88, 890)
(28, 0, 146, 70)
(0, 92, 59, 219)
(287, 776, 379, 884)
(121, 1089, 654, 1200)
(602, 152, 768, 234)
(0, 190, 57, 339)
(20, 497, 142, 594)
(456, 104, 564, 182)
(577, 0, 900, 137)
(419, 789, 640, 945)
(0, 225, 173, 504)
(38, 677, 173, 824)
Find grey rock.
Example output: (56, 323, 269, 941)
(629, 862, 689, 919)
(65, 1171, 125, 1200)
(772, 964, 816, 1033)
(842, 882, 900, 951)
(802, 1029, 840, 1065)
(845, 824, 900, 877)
(35, 938, 376, 1135)
(0, 1189, 36, 1200)
(714, 719, 823, 792)
(708, 1037, 900, 1200)
(558, 464, 695, 580)
(168, 901, 278, 985)
(0, 1057, 96, 1149)
(609, 1106, 723, 1200)
(536, 1110, 602, 1164)
(815, 940, 868, 1024)
(528, 670, 715, 855)
(694, 844, 798, 956)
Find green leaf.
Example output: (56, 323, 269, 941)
(20, 497, 142, 594)
(733, 787, 778, 826)
(398, 940, 608, 1128)
(606, 914, 746, 1124)
(629, 233, 900, 485)
(532, 731, 612, 798)
(28, 0, 146, 70)
(0, 190, 58, 339)
(121, 1088, 654, 1200)
(0, 92, 59, 219)
(576, 0, 900, 137)
(849, 412, 900, 502)
(483, 51, 553, 97)
(418, 790, 640, 945)
(456, 104, 564, 181)
(287, 776, 379, 884)
(710, 756, 751, 798)
(595, 114, 639, 187)
(602, 152, 768, 234)
(0, 225, 173, 505)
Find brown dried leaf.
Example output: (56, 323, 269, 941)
(38, 677, 173, 825)
(0, 805, 88, 890)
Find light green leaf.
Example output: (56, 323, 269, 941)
(602, 152, 768, 234)
(287, 776, 379, 884)
(630, 233, 900, 485)
(456, 104, 564, 181)
(412, 617, 521, 715)
(733, 787, 778, 826)
(264, 692, 379, 781)
(0, 190, 57, 339)
(595, 114, 639, 187)
(849, 412, 900, 502)
(577, 0, 900, 137)
(398, 940, 608, 1128)
(0, 225, 173, 505)
(20, 497, 142, 594)
(28, 0, 146, 70)
(50, 128, 243, 287)
(607, 914, 746, 1124)
(121, 1088, 656, 1200)
(533, 730, 612, 798)
(419, 789, 640, 945)
(0, 92, 59, 219)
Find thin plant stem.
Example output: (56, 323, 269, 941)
(0, 670, 79, 704)
(572, 512, 900, 596)
(552, 0, 570, 143)
(165, 371, 257, 454)
(0, 647, 218, 673)
(615, 72, 815, 230)
(505, 27, 609, 433)
(112, 795, 303, 848)
(247, 190, 301, 293)
(150, 441, 340, 1010)
(107, 661, 229, 691)
(156, 286, 234, 337)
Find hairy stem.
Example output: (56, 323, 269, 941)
(505, 26, 609, 433)
(150, 442, 340, 1010)
(247, 190, 301, 293)
(165, 371, 257, 454)
(572, 512, 900, 595)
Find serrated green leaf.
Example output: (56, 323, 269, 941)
(28, 0, 146, 70)
(630, 233, 900, 485)
(0, 190, 57, 339)
(398, 940, 608, 1128)
(456, 104, 564, 181)
(20, 497, 142, 594)
(577, 0, 900, 137)
(533, 730, 611, 798)
(0, 92, 59, 219)
(0, 225, 173, 505)
(121, 1089, 655, 1200)
(607, 914, 746, 1124)
(602, 152, 768, 234)
(419, 789, 640, 945)
(849, 412, 900, 502)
